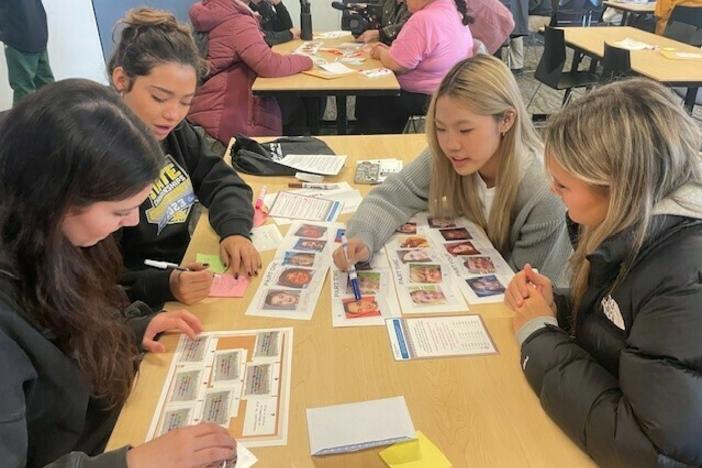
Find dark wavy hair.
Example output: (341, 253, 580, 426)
(108, 7, 207, 87)
(0, 79, 162, 407)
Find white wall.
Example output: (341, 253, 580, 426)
(0, 0, 344, 111)
(0, 0, 110, 110)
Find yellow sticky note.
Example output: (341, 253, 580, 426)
(379, 431, 451, 468)
(196, 253, 227, 273)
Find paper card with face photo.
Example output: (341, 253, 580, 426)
(427, 217, 457, 229)
(398, 284, 469, 314)
(282, 251, 316, 267)
(294, 223, 329, 239)
(407, 263, 444, 284)
(395, 221, 417, 235)
(462, 256, 497, 275)
(443, 240, 481, 257)
(167, 368, 205, 403)
(276, 267, 315, 289)
(439, 227, 472, 241)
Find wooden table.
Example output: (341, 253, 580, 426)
(252, 36, 401, 135)
(107, 135, 594, 468)
(602, 1, 656, 25)
(562, 26, 702, 111)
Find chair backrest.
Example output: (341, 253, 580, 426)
(600, 43, 631, 83)
(535, 26, 567, 87)
(664, 5, 702, 46)
(549, 0, 604, 26)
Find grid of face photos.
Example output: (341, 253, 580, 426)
(247, 222, 341, 320)
(386, 222, 468, 314)
(147, 329, 293, 447)
(421, 215, 515, 304)
(330, 250, 401, 327)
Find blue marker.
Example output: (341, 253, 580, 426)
(341, 234, 362, 301)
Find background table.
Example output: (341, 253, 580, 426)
(562, 26, 702, 111)
(252, 36, 401, 134)
(602, 1, 656, 25)
(107, 135, 594, 467)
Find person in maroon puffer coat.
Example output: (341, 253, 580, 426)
(188, 0, 313, 142)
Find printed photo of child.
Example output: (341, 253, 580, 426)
(264, 289, 301, 310)
(408, 285, 447, 305)
(395, 222, 417, 234)
(463, 256, 496, 275)
(444, 241, 480, 256)
(294, 223, 327, 239)
(282, 251, 316, 267)
(399, 235, 429, 249)
(342, 296, 381, 319)
(428, 217, 456, 229)
(408, 264, 443, 283)
(466, 275, 505, 298)
(294, 238, 327, 252)
(439, 227, 472, 241)
(277, 267, 314, 289)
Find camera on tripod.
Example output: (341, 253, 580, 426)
(331, 1, 382, 37)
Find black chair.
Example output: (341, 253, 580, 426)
(663, 5, 702, 46)
(529, 26, 599, 108)
(549, 0, 604, 27)
(599, 43, 631, 83)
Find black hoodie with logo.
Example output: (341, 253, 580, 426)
(118, 120, 254, 308)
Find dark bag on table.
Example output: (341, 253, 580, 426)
(230, 135, 336, 176)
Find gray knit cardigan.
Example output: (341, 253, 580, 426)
(346, 149, 572, 286)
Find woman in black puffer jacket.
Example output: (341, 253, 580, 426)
(505, 78, 702, 467)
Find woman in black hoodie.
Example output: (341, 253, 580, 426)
(0, 79, 236, 467)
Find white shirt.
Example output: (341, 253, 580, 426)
(477, 174, 496, 220)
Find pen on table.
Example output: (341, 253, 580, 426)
(144, 259, 190, 272)
(288, 182, 339, 190)
(255, 185, 267, 210)
(341, 234, 362, 301)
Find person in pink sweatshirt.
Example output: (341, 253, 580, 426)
(188, 0, 312, 142)
(356, 0, 473, 134)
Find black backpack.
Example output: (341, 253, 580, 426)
(230, 135, 336, 176)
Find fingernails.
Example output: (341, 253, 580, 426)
(203, 263, 210, 267)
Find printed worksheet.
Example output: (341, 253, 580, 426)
(247, 222, 342, 320)
(386, 315, 497, 360)
(268, 191, 342, 222)
(330, 249, 401, 327)
(146, 328, 293, 447)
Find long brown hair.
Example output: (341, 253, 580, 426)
(108, 7, 207, 87)
(426, 55, 543, 252)
(0, 80, 162, 406)
(545, 78, 702, 314)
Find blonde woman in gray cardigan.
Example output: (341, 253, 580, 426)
(333, 55, 571, 285)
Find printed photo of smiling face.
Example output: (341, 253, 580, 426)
(409, 264, 443, 284)
(409, 287, 447, 305)
(396, 222, 417, 234)
(277, 268, 314, 288)
(282, 251, 315, 267)
(294, 224, 327, 239)
(440, 227, 472, 241)
(294, 238, 327, 252)
(464, 256, 496, 275)
(399, 236, 429, 249)
(264, 289, 301, 310)
(343, 296, 381, 318)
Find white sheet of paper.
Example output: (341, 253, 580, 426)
(386, 315, 497, 361)
(251, 224, 283, 252)
(277, 154, 347, 176)
(268, 192, 342, 222)
(318, 62, 356, 75)
(314, 30, 353, 39)
(265, 183, 362, 225)
(234, 444, 258, 468)
(306, 396, 416, 455)
(612, 37, 655, 50)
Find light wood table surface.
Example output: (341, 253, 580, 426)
(252, 35, 400, 134)
(602, 1, 656, 25)
(562, 26, 702, 111)
(107, 134, 594, 467)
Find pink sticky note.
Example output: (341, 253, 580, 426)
(209, 274, 250, 298)
(253, 207, 269, 227)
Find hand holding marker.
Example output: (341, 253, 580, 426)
(341, 234, 362, 301)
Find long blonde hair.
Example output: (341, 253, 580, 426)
(426, 55, 542, 252)
(545, 78, 702, 314)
